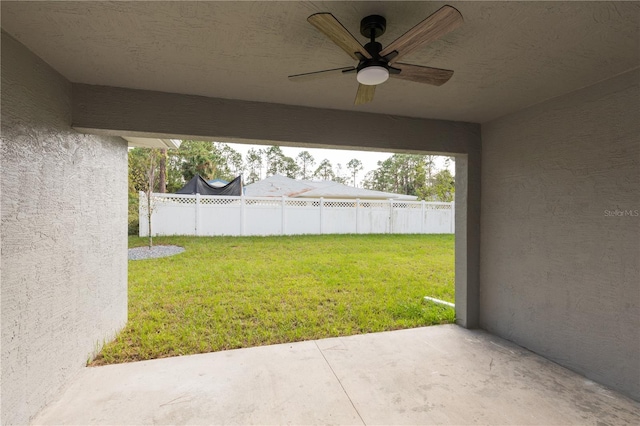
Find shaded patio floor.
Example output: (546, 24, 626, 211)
(33, 325, 639, 425)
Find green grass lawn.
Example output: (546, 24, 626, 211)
(93, 234, 455, 365)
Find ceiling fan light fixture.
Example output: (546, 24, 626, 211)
(356, 66, 389, 85)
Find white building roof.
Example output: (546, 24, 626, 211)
(244, 175, 417, 200)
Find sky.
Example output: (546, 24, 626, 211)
(223, 142, 454, 186)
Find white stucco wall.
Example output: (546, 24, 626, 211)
(1, 32, 128, 424)
(480, 69, 639, 400)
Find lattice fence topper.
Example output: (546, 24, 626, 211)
(324, 201, 355, 208)
(141, 193, 454, 237)
(245, 198, 281, 207)
(199, 197, 238, 205)
(153, 195, 196, 204)
(360, 202, 388, 209)
(392, 202, 416, 209)
(285, 200, 314, 208)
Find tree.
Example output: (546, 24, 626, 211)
(264, 145, 285, 176)
(314, 159, 335, 180)
(158, 148, 167, 193)
(415, 164, 435, 201)
(282, 156, 299, 179)
(431, 169, 455, 202)
(296, 151, 315, 180)
(128, 147, 164, 246)
(364, 155, 409, 193)
(263, 145, 299, 178)
(165, 151, 184, 192)
(144, 150, 158, 248)
(333, 163, 348, 184)
(129, 147, 182, 194)
(424, 155, 437, 187)
(361, 170, 376, 190)
(128, 148, 152, 193)
(245, 148, 263, 184)
(346, 158, 363, 187)
(179, 140, 220, 181)
(217, 143, 244, 180)
(362, 159, 388, 191)
(178, 140, 243, 182)
(361, 153, 455, 200)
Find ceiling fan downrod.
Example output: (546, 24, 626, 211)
(360, 14, 386, 58)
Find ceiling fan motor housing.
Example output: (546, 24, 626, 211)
(360, 15, 386, 39)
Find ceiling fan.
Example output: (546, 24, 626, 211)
(288, 5, 463, 105)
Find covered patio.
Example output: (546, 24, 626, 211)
(34, 326, 638, 425)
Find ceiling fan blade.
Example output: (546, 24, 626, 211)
(391, 63, 454, 86)
(288, 66, 356, 82)
(380, 6, 463, 64)
(354, 84, 376, 105)
(308, 13, 372, 61)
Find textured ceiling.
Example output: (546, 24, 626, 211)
(2, 1, 639, 123)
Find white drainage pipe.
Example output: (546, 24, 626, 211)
(423, 296, 455, 308)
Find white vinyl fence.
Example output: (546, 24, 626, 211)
(139, 192, 454, 237)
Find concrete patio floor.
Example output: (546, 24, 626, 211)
(33, 325, 639, 425)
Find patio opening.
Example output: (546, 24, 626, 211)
(93, 140, 463, 366)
